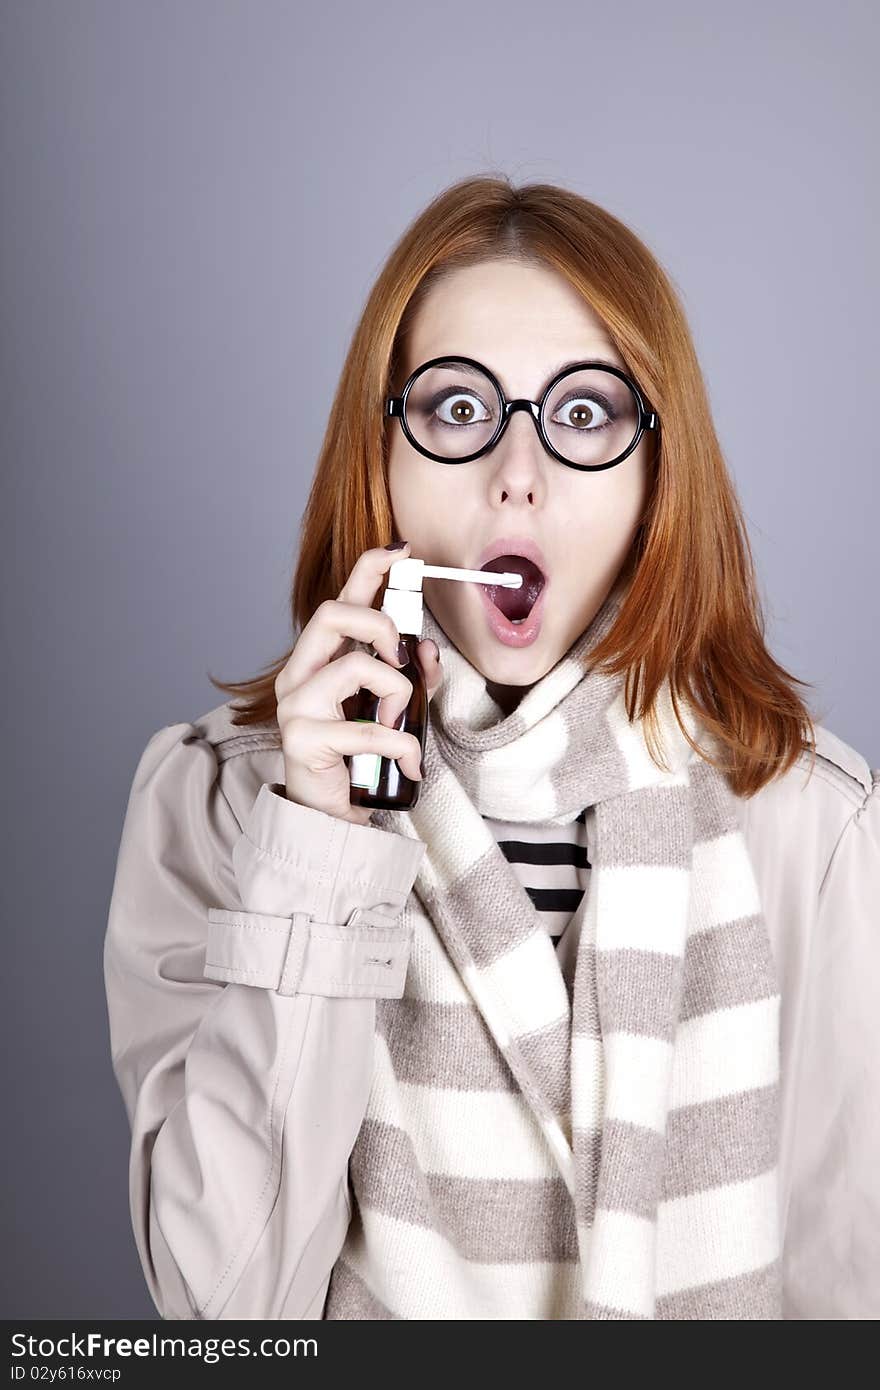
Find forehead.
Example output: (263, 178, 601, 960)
(404, 259, 624, 392)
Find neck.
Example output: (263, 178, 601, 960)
(485, 679, 533, 717)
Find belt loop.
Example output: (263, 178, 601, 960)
(277, 911, 310, 996)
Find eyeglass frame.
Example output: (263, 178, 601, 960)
(385, 354, 660, 473)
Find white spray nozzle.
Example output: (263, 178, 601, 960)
(424, 562, 523, 588)
(382, 555, 523, 640)
(387, 556, 522, 591)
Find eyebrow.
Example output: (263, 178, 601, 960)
(436, 354, 622, 394)
(546, 354, 620, 379)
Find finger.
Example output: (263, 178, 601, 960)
(279, 541, 411, 695)
(277, 598, 406, 699)
(307, 716, 423, 782)
(337, 540, 411, 608)
(417, 638, 443, 701)
(279, 649, 413, 727)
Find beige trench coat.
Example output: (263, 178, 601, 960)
(103, 700, 880, 1320)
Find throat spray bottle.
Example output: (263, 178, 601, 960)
(346, 555, 523, 811)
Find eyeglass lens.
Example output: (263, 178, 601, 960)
(403, 359, 640, 467)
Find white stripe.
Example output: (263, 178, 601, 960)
(444, 649, 498, 723)
(606, 685, 691, 790)
(579, 1209, 656, 1316)
(596, 864, 690, 955)
(572, 997, 779, 1136)
(477, 712, 570, 820)
(485, 816, 586, 847)
(570, 1035, 605, 1132)
(577, 1172, 781, 1313)
(500, 857, 584, 893)
(409, 767, 496, 891)
(342, 1207, 584, 1319)
(670, 996, 780, 1107)
(406, 911, 473, 1004)
(460, 962, 512, 1049)
(540, 1114, 577, 1198)
(478, 930, 571, 1037)
(603, 1033, 675, 1131)
(689, 832, 763, 935)
(365, 1032, 561, 1181)
(656, 1169, 780, 1296)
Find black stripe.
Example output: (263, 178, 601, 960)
(524, 886, 586, 912)
(497, 839, 590, 869)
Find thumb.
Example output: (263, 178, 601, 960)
(417, 638, 443, 701)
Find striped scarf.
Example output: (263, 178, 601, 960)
(323, 580, 783, 1319)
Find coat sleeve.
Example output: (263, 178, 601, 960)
(103, 722, 426, 1320)
(782, 769, 880, 1319)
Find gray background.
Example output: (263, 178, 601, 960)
(2, 0, 876, 1318)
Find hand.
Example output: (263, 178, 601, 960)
(274, 541, 443, 824)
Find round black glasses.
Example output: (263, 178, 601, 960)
(386, 355, 659, 472)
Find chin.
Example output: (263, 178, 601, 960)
(475, 639, 555, 684)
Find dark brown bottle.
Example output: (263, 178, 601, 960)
(346, 633, 428, 810)
(344, 552, 521, 808)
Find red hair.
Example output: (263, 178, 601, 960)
(209, 174, 817, 798)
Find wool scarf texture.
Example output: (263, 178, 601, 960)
(322, 579, 784, 1320)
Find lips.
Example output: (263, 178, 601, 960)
(478, 545, 547, 623)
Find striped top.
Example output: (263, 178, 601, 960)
(482, 808, 590, 955)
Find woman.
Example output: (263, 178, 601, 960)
(103, 175, 879, 1320)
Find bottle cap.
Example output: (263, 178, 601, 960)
(381, 558, 425, 637)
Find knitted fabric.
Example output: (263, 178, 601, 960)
(322, 579, 783, 1319)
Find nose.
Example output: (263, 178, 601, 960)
(505, 399, 542, 428)
(492, 398, 545, 459)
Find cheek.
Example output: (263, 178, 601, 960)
(386, 443, 418, 524)
(567, 453, 649, 533)
(388, 444, 462, 533)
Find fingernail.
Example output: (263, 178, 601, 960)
(427, 639, 440, 662)
(385, 539, 408, 550)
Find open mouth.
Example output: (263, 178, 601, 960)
(479, 554, 546, 624)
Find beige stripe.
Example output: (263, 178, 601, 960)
(654, 1256, 782, 1319)
(593, 782, 693, 866)
(662, 1085, 779, 1198)
(441, 862, 540, 966)
(689, 757, 740, 840)
(323, 1255, 398, 1319)
(351, 1118, 579, 1262)
(680, 915, 779, 1019)
(589, 946, 682, 1038)
(515, 1015, 571, 1113)
(571, 937, 601, 1036)
(582, 1299, 652, 1320)
(572, 913, 778, 1038)
(575, 1085, 779, 1219)
(594, 1118, 667, 1219)
(376, 998, 518, 1091)
(572, 1124, 602, 1225)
